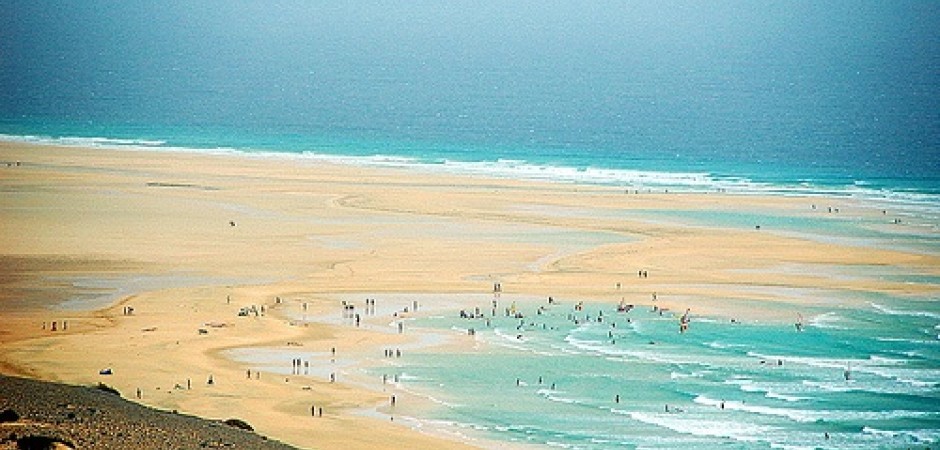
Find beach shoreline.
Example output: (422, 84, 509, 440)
(1, 142, 937, 449)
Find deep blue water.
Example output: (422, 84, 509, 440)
(2, 1, 938, 194)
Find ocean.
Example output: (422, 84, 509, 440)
(2, 1, 939, 448)
(1, 2, 938, 196)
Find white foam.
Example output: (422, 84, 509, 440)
(670, 371, 701, 380)
(765, 391, 810, 402)
(769, 445, 817, 450)
(393, 384, 461, 409)
(490, 328, 554, 356)
(876, 336, 939, 345)
(1, 133, 166, 148)
(537, 389, 579, 405)
(747, 351, 939, 390)
(693, 396, 814, 423)
(807, 312, 847, 330)
(695, 395, 935, 423)
(725, 379, 811, 402)
(746, 352, 847, 369)
(871, 302, 940, 320)
(866, 355, 909, 365)
(860, 426, 938, 444)
(627, 411, 775, 442)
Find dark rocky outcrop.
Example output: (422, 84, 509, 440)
(0, 375, 299, 450)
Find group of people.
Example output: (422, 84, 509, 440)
(42, 320, 68, 331)
(290, 359, 309, 375)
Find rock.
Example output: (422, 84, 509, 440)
(0, 409, 20, 423)
(222, 418, 253, 431)
(94, 383, 121, 397)
(16, 435, 75, 450)
(1, 374, 299, 449)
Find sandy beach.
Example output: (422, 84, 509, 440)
(1, 142, 937, 449)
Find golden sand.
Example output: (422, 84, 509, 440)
(1, 142, 936, 449)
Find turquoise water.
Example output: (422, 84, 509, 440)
(633, 209, 940, 254)
(393, 292, 939, 449)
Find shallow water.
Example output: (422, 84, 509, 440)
(381, 289, 940, 449)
